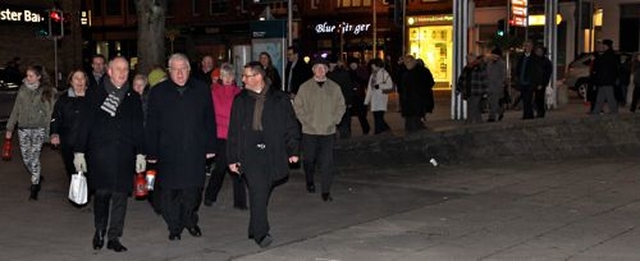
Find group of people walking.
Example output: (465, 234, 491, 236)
(457, 40, 552, 122)
(5, 48, 438, 252)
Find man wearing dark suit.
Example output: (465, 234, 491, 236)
(285, 46, 312, 96)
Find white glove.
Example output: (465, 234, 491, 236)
(135, 154, 146, 173)
(73, 153, 87, 173)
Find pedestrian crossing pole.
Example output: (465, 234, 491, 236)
(452, 0, 471, 120)
(544, 0, 558, 109)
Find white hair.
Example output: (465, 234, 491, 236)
(167, 53, 191, 70)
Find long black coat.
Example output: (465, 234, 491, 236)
(400, 65, 435, 117)
(227, 87, 300, 184)
(145, 78, 217, 190)
(75, 80, 144, 193)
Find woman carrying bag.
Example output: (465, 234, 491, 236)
(50, 69, 88, 181)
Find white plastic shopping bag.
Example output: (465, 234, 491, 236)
(68, 171, 88, 205)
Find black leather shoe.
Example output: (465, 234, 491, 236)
(306, 184, 316, 193)
(187, 226, 202, 237)
(169, 233, 181, 241)
(256, 234, 273, 248)
(106, 239, 127, 252)
(92, 230, 105, 250)
(29, 184, 40, 201)
(322, 193, 333, 202)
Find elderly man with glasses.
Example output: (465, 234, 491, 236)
(145, 53, 217, 241)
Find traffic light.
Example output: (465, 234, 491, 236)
(496, 19, 506, 37)
(48, 9, 64, 37)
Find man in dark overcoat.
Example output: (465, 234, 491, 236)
(74, 56, 145, 252)
(284, 46, 312, 95)
(227, 61, 300, 248)
(145, 53, 217, 241)
(400, 55, 435, 132)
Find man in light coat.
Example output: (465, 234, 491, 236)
(294, 58, 345, 201)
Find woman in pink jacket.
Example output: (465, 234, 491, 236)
(204, 63, 246, 209)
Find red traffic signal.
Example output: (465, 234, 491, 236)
(49, 10, 62, 22)
(48, 9, 64, 37)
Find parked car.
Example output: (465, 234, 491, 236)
(564, 52, 631, 98)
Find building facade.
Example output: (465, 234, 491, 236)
(0, 0, 83, 89)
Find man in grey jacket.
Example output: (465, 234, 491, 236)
(293, 58, 345, 201)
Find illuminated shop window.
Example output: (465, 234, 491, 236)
(338, 0, 371, 8)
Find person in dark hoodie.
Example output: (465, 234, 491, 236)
(590, 39, 620, 114)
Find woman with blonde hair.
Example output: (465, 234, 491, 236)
(6, 65, 57, 200)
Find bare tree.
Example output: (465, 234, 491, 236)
(135, 0, 167, 74)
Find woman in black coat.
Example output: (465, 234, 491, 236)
(227, 62, 300, 248)
(51, 69, 89, 179)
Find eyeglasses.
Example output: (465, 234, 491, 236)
(242, 73, 258, 78)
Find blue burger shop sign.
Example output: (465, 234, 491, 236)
(0, 6, 45, 24)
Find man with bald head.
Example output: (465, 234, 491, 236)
(192, 55, 215, 86)
(146, 53, 217, 241)
(74, 56, 145, 252)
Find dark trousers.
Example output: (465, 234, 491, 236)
(534, 86, 546, 118)
(302, 134, 336, 194)
(245, 169, 273, 241)
(351, 106, 370, 135)
(520, 85, 534, 119)
(94, 189, 128, 240)
(161, 187, 202, 235)
(630, 81, 640, 112)
(373, 111, 390, 134)
(60, 143, 75, 179)
(205, 139, 247, 207)
(337, 108, 351, 139)
(244, 143, 273, 241)
(404, 116, 424, 132)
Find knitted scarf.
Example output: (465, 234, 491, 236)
(100, 78, 129, 117)
(247, 84, 270, 131)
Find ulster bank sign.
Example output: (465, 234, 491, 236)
(0, 6, 45, 24)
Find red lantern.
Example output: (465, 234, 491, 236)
(2, 138, 11, 161)
(134, 173, 148, 199)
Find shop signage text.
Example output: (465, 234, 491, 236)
(0, 7, 44, 23)
(314, 22, 372, 35)
(407, 15, 453, 26)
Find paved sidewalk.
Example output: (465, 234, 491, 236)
(1, 144, 639, 260)
(2, 92, 639, 260)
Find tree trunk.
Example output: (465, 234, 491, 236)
(136, 0, 166, 75)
